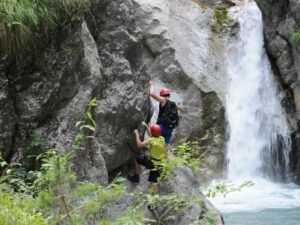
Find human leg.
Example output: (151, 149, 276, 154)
(157, 123, 173, 144)
(127, 155, 145, 183)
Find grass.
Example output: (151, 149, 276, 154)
(290, 31, 300, 46)
(0, 0, 90, 58)
(211, 9, 228, 33)
(214, 9, 228, 26)
(211, 9, 237, 34)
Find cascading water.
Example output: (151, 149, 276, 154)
(209, 2, 300, 224)
(225, 1, 291, 181)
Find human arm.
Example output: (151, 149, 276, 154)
(141, 121, 152, 136)
(176, 103, 182, 111)
(134, 129, 148, 148)
(149, 80, 166, 106)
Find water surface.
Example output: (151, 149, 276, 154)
(223, 208, 300, 225)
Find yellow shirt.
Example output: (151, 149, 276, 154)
(145, 136, 166, 160)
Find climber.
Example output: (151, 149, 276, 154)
(127, 124, 166, 194)
(148, 80, 180, 144)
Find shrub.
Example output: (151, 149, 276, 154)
(157, 141, 202, 182)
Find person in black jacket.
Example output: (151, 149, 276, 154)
(148, 81, 180, 144)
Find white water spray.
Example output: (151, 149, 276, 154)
(225, 1, 291, 180)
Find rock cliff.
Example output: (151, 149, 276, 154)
(0, 0, 231, 223)
(0, 0, 230, 181)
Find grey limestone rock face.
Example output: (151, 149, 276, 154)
(87, 0, 151, 173)
(132, 0, 228, 174)
(8, 21, 109, 184)
(0, 56, 16, 159)
(290, 0, 300, 24)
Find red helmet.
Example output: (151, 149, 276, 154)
(160, 88, 170, 96)
(150, 125, 161, 137)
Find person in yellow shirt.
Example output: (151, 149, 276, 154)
(127, 124, 166, 194)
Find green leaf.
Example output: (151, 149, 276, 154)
(87, 111, 96, 127)
(80, 125, 95, 132)
(212, 192, 216, 198)
(75, 121, 84, 127)
(88, 97, 97, 107)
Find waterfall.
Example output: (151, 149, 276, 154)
(208, 2, 300, 219)
(225, 1, 291, 181)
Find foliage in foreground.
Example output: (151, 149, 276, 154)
(157, 141, 202, 182)
(206, 180, 254, 198)
(0, 145, 202, 225)
(0, 0, 90, 57)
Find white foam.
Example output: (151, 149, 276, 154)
(208, 178, 300, 213)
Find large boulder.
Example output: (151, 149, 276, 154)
(106, 166, 224, 225)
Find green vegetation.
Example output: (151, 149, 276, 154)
(212, 9, 234, 34)
(30, 134, 44, 149)
(290, 31, 300, 46)
(157, 141, 201, 182)
(0, 150, 127, 225)
(74, 97, 97, 149)
(214, 10, 228, 25)
(142, 193, 190, 224)
(0, 0, 90, 57)
(206, 180, 254, 198)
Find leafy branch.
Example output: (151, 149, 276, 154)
(206, 180, 254, 198)
(157, 141, 202, 183)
